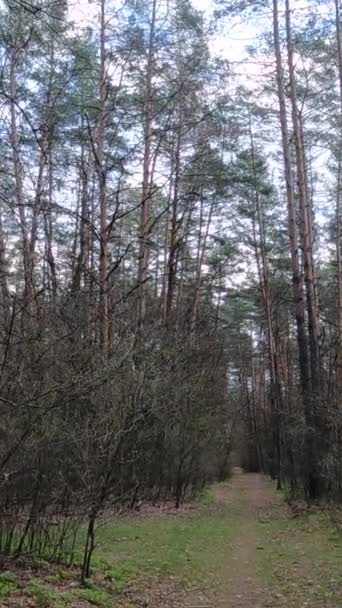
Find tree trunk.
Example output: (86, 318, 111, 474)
(285, 0, 321, 394)
(9, 53, 33, 304)
(272, 0, 310, 397)
(335, 0, 342, 393)
(97, 0, 109, 350)
(137, 0, 157, 327)
(273, 0, 321, 499)
(165, 127, 182, 322)
(249, 121, 282, 487)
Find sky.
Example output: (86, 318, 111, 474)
(67, 0, 336, 161)
(67, 0, 271, 106)
(65, 0, 334, 285)
(68, 0, 255, 65)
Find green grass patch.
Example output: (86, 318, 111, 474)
(0, 571, 17, 600)
(4, 482, 342, 607)
(77, 585, 114, 607)
(95, 500, 239, 589)
(28, 578, 64, 608)
(0, 489, 238, 605)
(255, 512, 342, 606)
(27, 578, 116, 607)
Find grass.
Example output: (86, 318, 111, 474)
(76, 490, 239, 598)
(3, 489, 239, 606)
(4, 482, 342, 607)
(95, 503, 239, 589)
(29, 579, 64, 608)
(77, 586, 114, 607)
(25, 579, 116, 608)
(255, 511, 342, 606)
(0, 571, 17, 600)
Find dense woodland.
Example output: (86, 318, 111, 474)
(1, 0, 342, 581)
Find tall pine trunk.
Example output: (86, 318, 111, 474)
(335, 0, 342, 393)
(285, 0, 321, 394)
(97, 0, 109, 350)
(137, 0, 157, 327)
(273, 0, 321, 499)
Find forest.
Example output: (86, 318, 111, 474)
(1, 0, 342, 602)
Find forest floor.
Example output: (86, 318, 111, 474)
(2, 469, 342, 607)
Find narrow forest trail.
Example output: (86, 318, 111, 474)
(211, 469, 289, 607)
(116, 469, 287, 608)
(120, 469, 342, 608)
(5, 469, 342, 607)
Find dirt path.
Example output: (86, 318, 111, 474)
(127, 469, 289, 608)
(118, 469, 342, 608)
(5, 469, 342, 607)
(117, 470, 342, 608)
(212, 468, 288, 607)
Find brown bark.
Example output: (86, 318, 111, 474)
(97, 0, 109, 349)
(165, 127, 182, 322)
(137, 0, 157, 326)
(161, 172, 173, 318)
(73, 127, 91, 297)
(9, 52, 33, 304)
(273, 0, 321, 499)
(44, 150, 57, 304)
(191, 193, 215, 335)
(273, 0, 310, 395)
(335, 0, 342, 392)
(0, 213, 10, 326)
(249, 122, 282, 487)
(285, 0, 321, 393)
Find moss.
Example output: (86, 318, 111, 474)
(0, 571, 17, 600)
(28, 579, 64, 608)
(77, 585, 114, 606)
(58, 569, 76, 581)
